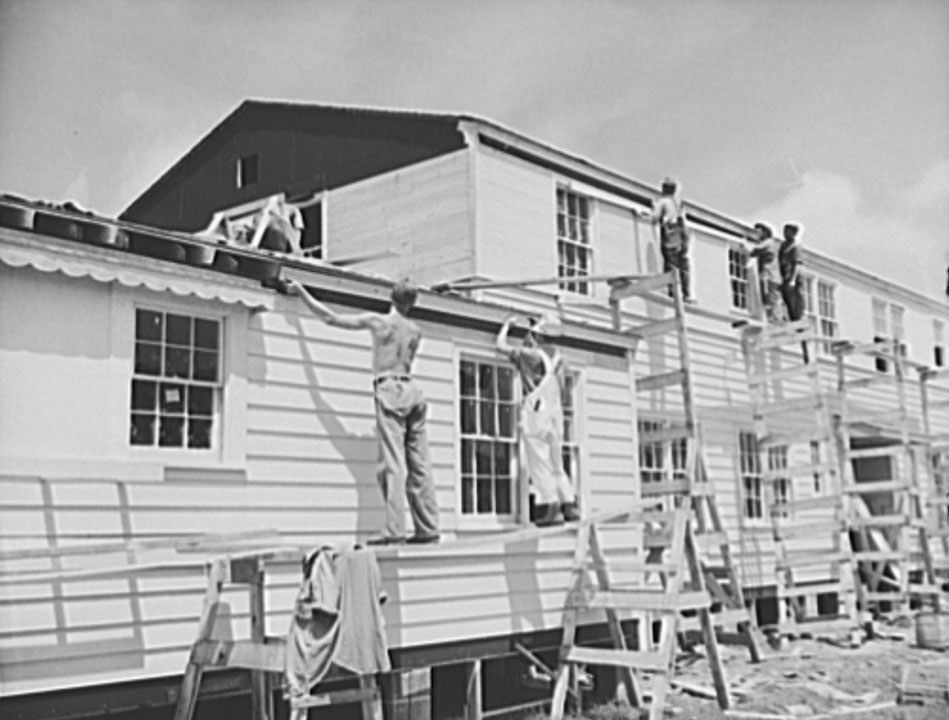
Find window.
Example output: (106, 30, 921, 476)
(639, 419, 688, 488)
(728, 246, 750, 310)
(890, 304, 906, 357)
(739, 431, 763, 520)
(767, 446, 792, 518)
(872, 298, 887, 338)
(816, 280, 838, 354)
(935, 319, 945, 368)
(871, 298, 907, 370)
(236, 154, 259, 188)
(556, 187, 592, 295)
(130, 309, 221, 449)
(459, 359, 517, 515)
(561, 372, 581, 485)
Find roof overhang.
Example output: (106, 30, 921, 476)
(0, 228, 275, 311)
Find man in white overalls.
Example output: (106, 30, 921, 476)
(496, 311, 580, 527)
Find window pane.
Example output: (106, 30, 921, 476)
(188, 385, 214, 416)
(159, 416, 184, 447)
(567, 193, 578, 216)
(131, 379, 157, 411)
(479, 400, 496, 436)
(476, 440, 493, 476)
(188, 418, 212, 449)
(460, 361, 476, 397)
(476, 477, 493, 513)
(497, 367, 513, 401)
(493, 442, 512, 477)
(194, 318, 220, 350)
(165, 346, 191, 379)
(498, 403, 515, 438)
(166, 314, 192, 346)
(461, 438, 473, 474)
(478, 364, 495, 398)
(568, 218, 578, 240)
(461, 476, 474, 514)
(136, 309, 162, 341)
(130, 413, 155, 445)
(134, 342, 161, 376)
(193, 351, 219, 382)
(461, 399, 477, 435)
(160, 382, 185, 414)
(495, 478, 511, 515)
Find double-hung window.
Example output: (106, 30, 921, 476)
(816, 280, 838, 354)
(728, 246, 750, 311)
(556, 187, 593, 295)
(767, 446, 792, 518)
(459, 359, 517, 516)
(130, 309, 222, 449)
(639, 419, 688, 490)
(739, 431, 764, 521)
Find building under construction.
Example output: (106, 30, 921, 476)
(1, 102, 948, 720)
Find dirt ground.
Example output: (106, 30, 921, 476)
(536, 624, 949, 720)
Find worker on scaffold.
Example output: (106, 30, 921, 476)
(650, 177, 695, 303)
(496, 311, 580, 527)
(287, 278, 440, 545)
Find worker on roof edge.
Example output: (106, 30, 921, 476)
(650, 177, 695, 303)
(287, 278, 440, 545)
(496, 310, 580, 527)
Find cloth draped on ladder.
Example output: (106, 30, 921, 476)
(284, 545, 391, 703)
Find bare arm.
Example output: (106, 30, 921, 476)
(496, 315, 520, 357)
(288, 280, 380, 331)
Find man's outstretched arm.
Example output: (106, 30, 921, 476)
(496, 315, 520, 357)
(287, 279, 379, 331)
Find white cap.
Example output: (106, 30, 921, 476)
(533, 310, 563, 337)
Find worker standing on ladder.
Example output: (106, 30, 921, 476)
(749, 222, 784, 323)
(497, 311, 580, 527)
(287, 278, 440, 545)
(651, 177, 695, 303)
(779, 223, 805, 322)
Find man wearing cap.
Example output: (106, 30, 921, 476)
(748, 222, 784, 323)
(287, 278, 440, 545)
(650, 177, 694, 303)
(779, 223, 805, 322)
(496, 311, 580, 527)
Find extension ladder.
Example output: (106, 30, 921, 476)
(609, 270, 762, 658)
(738, 320, 860, 636)
(549, 507, 729, 720)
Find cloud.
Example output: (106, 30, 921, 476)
(752, 163, 949, 301)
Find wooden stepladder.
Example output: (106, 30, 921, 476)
(609, 271, 762, 659)
(919, 367, 949, 591)
(833, 339, 939, 613)
(549, 507, 729, 720)
(738, 320, 860, 636)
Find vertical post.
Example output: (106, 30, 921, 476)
(174, 560, 225, 720)
(463, 659, 482, 720)
(359, 675, 383, 720)
(249, 563, 272, 720)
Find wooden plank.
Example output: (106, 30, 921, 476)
(775, 580, 851, 598)
(191, 639, 285, 672)
(636, 369, 686, 393)
(849, 514, 909, 528)
(772, 521, 843, 539)
(582, 589, 708, 613)
(463, 660, 482, 720)
(627, 317, 679, 340)
(770, 495, 842, 514)
(292, 687, 379, 709)
(847, 446, 903, 460)
(608, 272, 676, 300)
(566, 645, 669, 672)
(748, 364, 817, 386)
(843, 480, 909, 494)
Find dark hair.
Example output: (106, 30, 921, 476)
(783, 223, 800, 237)
(753, 222, 773, 238)
(390, 280, 418, 309)
(661, 177, 678, 194)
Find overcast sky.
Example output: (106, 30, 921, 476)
(1, 0, 946, 299)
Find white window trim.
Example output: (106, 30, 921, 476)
(728, 244, 751, 313)
(815, 278, 839, 356)
(555, 184, 595, 297)
(110, 284, 249, 471)
(737, 430, 768, 527)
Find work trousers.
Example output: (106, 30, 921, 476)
(661, 241, 691, 300)
(761, 279, 784, 323)
(522, 397, 575, 506)
(374, 378, 439, 539)
(781, 279, 805, 322)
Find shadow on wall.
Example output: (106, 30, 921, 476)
(502, 536, 546, 633)
(284, 313, 384, 539)
(0, 476, 147, 683)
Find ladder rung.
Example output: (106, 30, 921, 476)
(760, 431, 832, 448)
(771, 496, 842, 514)
(777, 551, 852, 569)
(566, 645, 669, 672)
(773, 521, 844, 539)
(628, 317, 680, 339)
(764, 462, 836, 480)
(583, 589, 709, 613)
(609, 272, 676, 300)
(842, 374, 898, 390)
(292, 687, 379, 709)
(636, 369, 687, 392)
(846, 446, 903, 460)
(641, 478, 693, 497)
(749, 364, 819, 386)
(850, 514, 909, 528)
(640, 426, 693, 444)
(777, 580, 852, 598)
(853, 550, 905, 562)
(843, 480, 910, 494)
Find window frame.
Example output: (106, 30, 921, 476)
(738, 430, 765, 524)
(815, 279, 839, 355)
(728, 244, 751, 312)
(129, 305, 225, 452)
(556, 186, 594, 296)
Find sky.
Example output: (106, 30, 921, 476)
(1, 0, 947, 299)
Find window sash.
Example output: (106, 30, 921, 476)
(739, 431, 763, 520)
(728, 247, 750, 310)
(557, 187, 593, 295)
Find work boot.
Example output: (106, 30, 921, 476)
(561, 501, 581, 522)
(406, 533, 440, 545)
(366, 534, 406, 546)
(534, 503, 564, 527)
